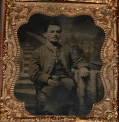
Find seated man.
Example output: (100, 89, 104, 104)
(29, 22, 90, 115)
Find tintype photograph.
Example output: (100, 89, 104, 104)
(14, 14, 105, 116)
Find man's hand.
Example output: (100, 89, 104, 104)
(79, 67, 90, 77)
(48, 78, 59, 87)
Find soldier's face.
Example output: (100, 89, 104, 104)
(44, 25, 61, 43)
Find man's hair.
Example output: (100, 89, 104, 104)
(44, 21, 62, 33)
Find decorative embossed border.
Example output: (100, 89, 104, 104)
(0, 0, 118, 121)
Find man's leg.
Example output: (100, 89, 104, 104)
(36, 86, 47, 115)
(42, 78, 75, 114)
(41, 83, 58, 114)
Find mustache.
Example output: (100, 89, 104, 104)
(52, 37, 59, 39)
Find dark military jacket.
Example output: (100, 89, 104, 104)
(29, 41, 89, 87)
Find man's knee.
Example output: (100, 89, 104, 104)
(60, 78, 75, 90)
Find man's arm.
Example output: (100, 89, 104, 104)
(29, 50, 50, 85)
(70, 48, 90, 77)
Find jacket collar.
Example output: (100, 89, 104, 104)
(46, 40, 61, 53)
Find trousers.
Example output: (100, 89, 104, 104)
(36, 77, 75, 115)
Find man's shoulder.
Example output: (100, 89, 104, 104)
(61, 45, 72, 51)
(33, 45, 46, 52)
(32, 45, 46, 54)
